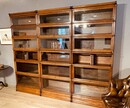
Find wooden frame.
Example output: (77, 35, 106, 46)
(0, 28, 12, 44)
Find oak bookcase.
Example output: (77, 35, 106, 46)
(9, 1, 116, 107)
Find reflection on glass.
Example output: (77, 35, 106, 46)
(13, 28, 36, 36)
(73, 54, 112, 65)
(17, 75, 39, 88)
(16, 51, 37, 60)
(14, 39, 37, 48)
(74, 38, 111, 50)
(57, 38, 67, 49)
(42, 65, 69, 77)
(17, 63, 38, 74)
(74, 67, 109, 81)
(74, 9, 112, 21)
(74, 83, 108, 97)
(41, 39, 69, 49)
(12, 16, 36, 25)
(43, 79, 70, 92)
(40, 13, 69, 23)
(40, 27, 69, 35)
(74, 24, 112, 34)
(42, 52, 70, 63)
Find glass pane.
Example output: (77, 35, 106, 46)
(12, 16, 36, 25)
(74, 67, 109, 81)
(73, 54, 91, 64)
(17, 75, 39, 88)
(16, 51, 37, 60)
(42, 52, 70, 63)
(14, 39, 37, 48)
(74, 38, 111, 50)
(74, 24, 112, 34)
(40, 27, 69, 35)
(13, 28, 36, 36)
(40, 13, 69, 23)
(74, 83, 108, 97)
(41, 39, 70, 49)
(95, 54, 112, 65)
(73, 54, 112, 66)
(42, 65, 69, 77)
(17, 62, 38, 74)
(74, 9, 112, 21)
(43, 79, 70, 92)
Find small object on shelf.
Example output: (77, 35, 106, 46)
(57, 38, 65, 49)
(14, 32, 26, 36)
(24, 52, 28, 60)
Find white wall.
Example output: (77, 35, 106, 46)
(0, 0, 129, 86)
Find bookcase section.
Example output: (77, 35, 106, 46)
(72, 2, 116, 107)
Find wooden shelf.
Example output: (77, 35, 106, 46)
(73, 19, 114, 24)
(42, 86, 70, 101)
(16, 71, 40, 77)
(73, 1, 116, 9)
(40, 48, 70, 52)
(41, 60, 69, 64)
(40, 50, 70, 53)
(73, 78, 109, 86)
(39, 23, 70, 27)
(41, 75, 70, 81)
(14, 50, 37, 53)
(14, 48, 38, 52)
(73, 33, 113, 38)
(73, 93, 102, 101)
(73, 20, 114, 24)
(73, 64, 111, 69)
(43, 86, 70, 94)
(41, 61, 71, 66)
(38, 35, 70, 39)
(17, 84, 40, 95)
(11, 24, 36, 29)
(15, 59, 38, 64)
(9, 11, 37, 18)
(73, 49, 113, 54)
(38, 7, 71, 15)
(13, 36, 37, 39)
(72, 94, 105, 108)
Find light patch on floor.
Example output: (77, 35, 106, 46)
(0, 86, 96, 108)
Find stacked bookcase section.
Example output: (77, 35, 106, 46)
(71, 2, 116, 107)
(38, 8, 72, 101)
(9, 11, 40, 95)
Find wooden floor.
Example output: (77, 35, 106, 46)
(0, 86, 95, 108)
